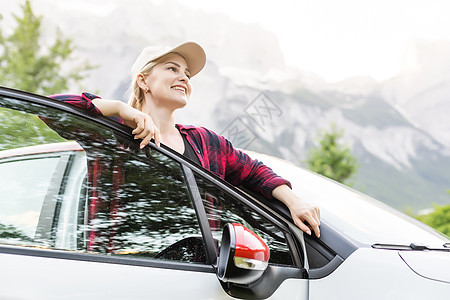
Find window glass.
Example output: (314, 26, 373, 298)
(0, 104, 65, 151)
(193, 173, 294, 266)
(0, 98, 206, 264)
(0, 155, 60, 242)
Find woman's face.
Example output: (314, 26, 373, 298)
(143, 53, 192, 108)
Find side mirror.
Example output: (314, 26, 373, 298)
(217, 223, 269, 285)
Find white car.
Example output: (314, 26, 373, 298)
(0, 86, 449, 299)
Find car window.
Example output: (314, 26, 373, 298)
(0, 155, 61, 241)
(192, 172, 295, 267)
(0, 98, 206, 264)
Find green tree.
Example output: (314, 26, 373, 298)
(415, 204, 450, 237)
(0, 223, 33, 242)
(414, 191, 450, 237)
(0, 106, 65, 151)
(0, 0, 93, 94)
(307, 124, 358, 185)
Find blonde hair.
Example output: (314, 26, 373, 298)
(127, 59, 159, 111)
(127, 52, 186, 111)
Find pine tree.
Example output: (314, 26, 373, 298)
(307, 124, 358, 185)
(0, 0, 93, 94)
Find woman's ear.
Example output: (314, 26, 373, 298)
(136, 73, 149, 91)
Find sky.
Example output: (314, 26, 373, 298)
(168, 0, 450, 83)
(3, 0, 450, 83)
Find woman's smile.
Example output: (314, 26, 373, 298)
(171, 85, 187, 94)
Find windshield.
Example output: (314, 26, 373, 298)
(246, 152, 449, 247)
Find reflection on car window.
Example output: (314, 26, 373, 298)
(79, 147, 205, 263)
(0, 105, 65, 151)
(0, 97, 206, 264)
(193, 173, 294, 267)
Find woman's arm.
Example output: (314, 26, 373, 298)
(272, 184, 320, 237)
(49, 93, 160, 149)
(213, 131, 321, 236)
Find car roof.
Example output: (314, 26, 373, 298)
(0, 141, 84, 159)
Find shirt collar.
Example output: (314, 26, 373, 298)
(176, 124, 197, 133)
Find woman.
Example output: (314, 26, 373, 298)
(52, 41, 320, 237)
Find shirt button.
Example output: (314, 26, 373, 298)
(197, 150, 201, 153)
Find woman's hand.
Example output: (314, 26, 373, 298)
(272, 185, 321, 237)
(118, 104, 161, 149)
(92, 99, 161, 149)
(286, 197, 321, 237)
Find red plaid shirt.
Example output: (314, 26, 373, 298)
(49, 92, 291, 199)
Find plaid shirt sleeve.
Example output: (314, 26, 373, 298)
(223, 137, 292, 199)
(182, 125, 292, 200)
(48, 92, 104, 116)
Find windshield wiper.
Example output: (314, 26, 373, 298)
(372, 243, 450, 252)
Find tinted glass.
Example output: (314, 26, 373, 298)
(0, 97, 206, 263)
(193, 173, 294, 266)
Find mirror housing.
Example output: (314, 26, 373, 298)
(217, 223, 269, 285)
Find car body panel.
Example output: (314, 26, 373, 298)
(309, 248, 450, 300)
(399, 250, 450, 283)
(0, 252, 230, 300)
(0, 249, 308, 300)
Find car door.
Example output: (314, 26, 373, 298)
(186, 166, 310, 299)
(0, 87, 309, 299)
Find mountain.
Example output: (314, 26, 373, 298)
(382, 39, 450, 149)
(8, 0, 450, 211)
(218, 84, 450, 211)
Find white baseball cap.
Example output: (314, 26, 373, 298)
(131, 41, 206, 82)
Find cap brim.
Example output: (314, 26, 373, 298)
(157, 42, 206, 77)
